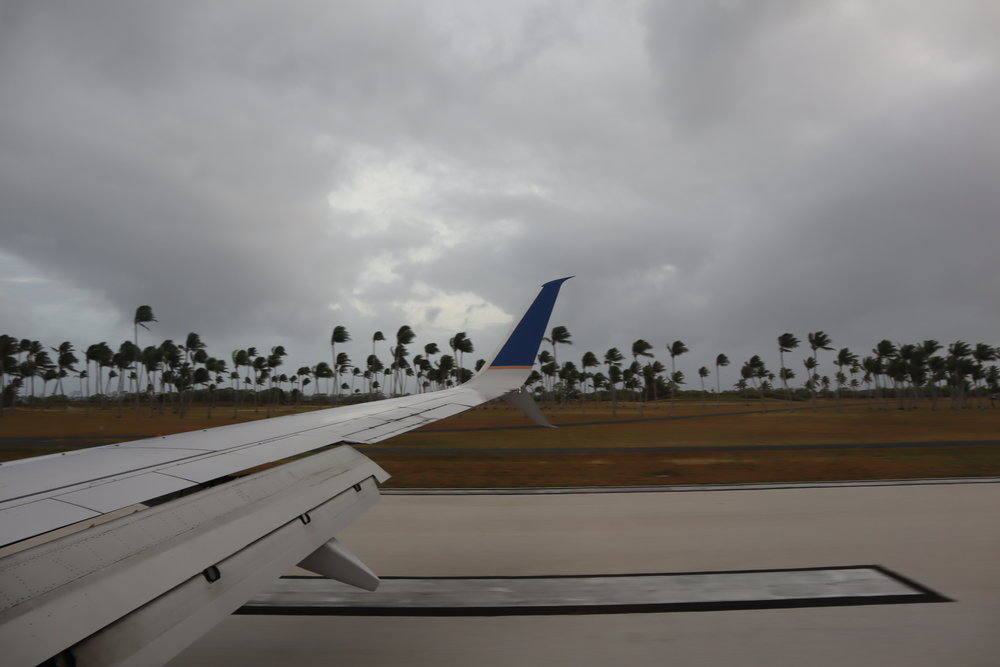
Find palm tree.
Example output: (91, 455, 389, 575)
(777, 333, 799, 403)
(802, 356, 818, 407)
(779, 367, 796, 405)
(21, 340, 46, 403)
(296, 366, 312, 404)
(132, 306, 156, 412)
(266, 346, 286, 414)
(646, 360, 666, 403)
(231, 349, 250, 416)
(871, 340, 897, 409)
(105, 369, 118, 397)
(580, 351, 599, 407)
(0, 334, 19, 416)
(742, 355, 768, 409)
(925, 354, 945, 410)
(392, 325, 415, 395)
(905, 345, 929, 409)
(630, 340, 653, 414)
(52, 342, 77, 408)
(330, 325, 350, 405)
(159, 340, 181, 413)
(591, 372, 608, 404)
(251, 355, 267, 410)
(540, 360, 559, 399)
(366, 354, 385, 395)
(947, 341, 972, 408)
(714, 354, 730, 405)
(76, 369, 88, 402)
(834, 348, 858, 408)
(437, 354, 455, 389)
(666, 340, 688, 410)
(985, 366, 1000, 404)
(806, 332, 833, 402)
(335, 352, 352, 397)
(365, 331, 384, 393)
(559, 361, 579, 399)
(181, 333, 206, 368)
(83, 342, 106, 409)
(203, 357, 226, 418)
(972, 343, 997, 408)
(697, 366, 709, 404)
(537, 350, 554, 397)
(544, 326, 572, 366)
(113, 341, 138, 417)
(41, 367, 58, 399)
(734, 377, 749, 403)
(411, 354, 427, 392)
(540, 326, 570, 406)
(449, 332, 474, 387)
(668, 370, 685, 406)
(139, 345, 163, 415)
(604, 348, 624, 415)
(313, 362, 333, 396)
(860, 356, 878, 406)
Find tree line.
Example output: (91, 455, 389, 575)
(1, 305, 998, 418)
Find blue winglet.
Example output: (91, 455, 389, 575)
(488, 277, 572, 368)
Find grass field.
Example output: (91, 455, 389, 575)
(2, 399, 998, 487)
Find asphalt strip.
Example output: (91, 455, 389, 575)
(239, 565, 949, 616)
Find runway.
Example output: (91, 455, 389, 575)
(169, 480, 1000, 666)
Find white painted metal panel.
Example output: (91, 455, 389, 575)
(56, 473, 194, 513)
(161, 453, 262, 483)
(0, 448, 206, 505)
(369, 406, 428, 421)
(325, 415, 389, 435)
(342, 415, 429, 442)
(0, 499, 100, 546)
(417, 403, 472, 421)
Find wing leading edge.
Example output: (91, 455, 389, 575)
(0, 278, 569, 667)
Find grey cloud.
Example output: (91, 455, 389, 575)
(1, 0, 998, 385)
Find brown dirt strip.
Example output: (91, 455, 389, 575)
(366, 445, 1000, 488)
(2, 402, 997, 487)
(356, 440, 1000, 455)
(417, 402, 865, 432)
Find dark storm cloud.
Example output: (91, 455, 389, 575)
(1, 0, 998, 383)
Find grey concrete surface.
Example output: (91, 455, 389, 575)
(169, 482, 1000, 667)
(245, 567, 930, 611)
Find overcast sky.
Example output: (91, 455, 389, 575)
(1, 0, 998, 391)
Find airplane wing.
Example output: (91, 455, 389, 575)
(0, 277, 570, 667)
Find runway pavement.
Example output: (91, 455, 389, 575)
(169, 480, 1000, 667)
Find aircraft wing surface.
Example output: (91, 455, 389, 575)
(0, 277, 569, 667)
